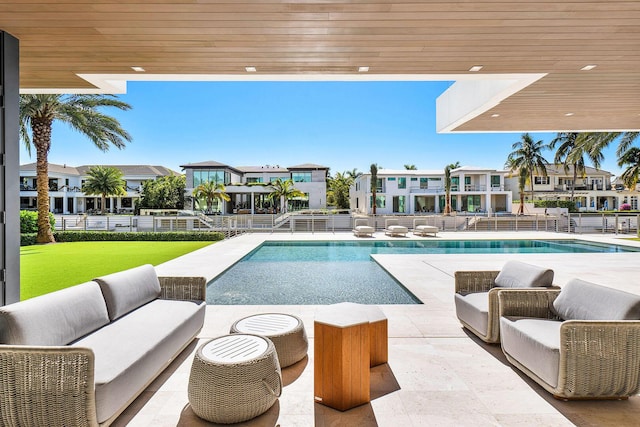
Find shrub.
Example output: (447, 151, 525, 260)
(20, 210, 55, 233)
(20, 231, 225, 246)
(620, 203, 632, 211)
(20, 233, 37, 246)
(533, 200, 578, 213)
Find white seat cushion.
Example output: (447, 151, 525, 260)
(454, 292, 489, 336)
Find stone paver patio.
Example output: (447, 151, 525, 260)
(114, 231, 640, 426)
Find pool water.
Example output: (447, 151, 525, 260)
(206, 239, 639, 305)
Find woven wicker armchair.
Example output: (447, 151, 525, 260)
(454, 261, 557, 344)
(499, 286, 640, 400)
(0, 275, 206, 427)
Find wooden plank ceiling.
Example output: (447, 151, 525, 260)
(1, 0, 639, 132)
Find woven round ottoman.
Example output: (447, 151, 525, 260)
(188, 334, 282, 424)
(230, 313, 308, 368)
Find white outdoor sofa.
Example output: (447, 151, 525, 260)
(454, 260, 557, 343)
(499, 279, 640, 399)
(384, 218, 408, 237)
(353, 218, 375, 237)
(413, 217, 438, 237)
(0, 264, 206, 426)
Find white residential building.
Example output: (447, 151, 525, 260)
(19, 163, 176, 214)
(182, 161, 328, 214)
(350, 166, 512, 215)
(505, 164, 640, 211)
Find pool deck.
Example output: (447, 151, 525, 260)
(118, 232, 640, 427)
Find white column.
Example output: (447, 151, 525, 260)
(63, 196, 68, 214)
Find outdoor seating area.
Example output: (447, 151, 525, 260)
(384, 218, 408, 237)
(353, 218, 375, 237)
(413, 217, 439, 237)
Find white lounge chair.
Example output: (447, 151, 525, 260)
(353, 218, 374, 237)
(413, 217, 438, 237)
(384, 218, 408, 237)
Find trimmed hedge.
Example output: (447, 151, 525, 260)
(21, 231, 225, 246)
(20, 210, 55, 233)
(533, 200, 578, 213)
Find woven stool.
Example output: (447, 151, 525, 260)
(230, 313, 308, 368)
(188, 334, 282, 424)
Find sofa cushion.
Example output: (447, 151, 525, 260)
(494, 260, 554, 288)
(552, 279, 640, 321)
(95, 264, 161, 320)
(500, 317, 562, 388)
(0, 281, 109, 345)
(72, 298, 206, 424)
(454, 292, 489, 336)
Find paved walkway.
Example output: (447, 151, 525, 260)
(118, 232, 640, 426)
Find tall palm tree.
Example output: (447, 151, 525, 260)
(404, 164, 417, 170)
(81, 166, 126, 214)
(370, 163, 379, 215)
(20, 94, 132, 242)
(577, 132, 640, 169)
(506, 133, 549, 204)
(550, 132, 587, 201)
(618, 147, 640, 190)
(505, 157, 528, 215)
(193, 180, 230, 213)
(346, 168, 362, 180)
(268, 178, 304, 213)
(443, 165, 452, 215)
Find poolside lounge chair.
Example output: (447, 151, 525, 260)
(413, 217, 438, 237)
(353, 218, 375, 237)
(384, 218, 408, 237)
(454, 260, 557, 343)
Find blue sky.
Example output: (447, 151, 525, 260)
(20, 81, 624, 176)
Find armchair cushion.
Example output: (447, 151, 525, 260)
(95, 264, 161, 321)
(0, 281, 109, 345)
(552, 278, 640, 321)
(454, 292, 489, 336)
(494, 260, 554, 288)
(500, 317, 563, 388)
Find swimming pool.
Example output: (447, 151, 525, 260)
(206, 239, 640, 305)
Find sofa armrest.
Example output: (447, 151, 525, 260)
(498, 289, 561, 319)
(158, 276, 207, 301)
(557, 320, 640, 398)
(454, 271, 499, 294)
(0, 346, 98, 427)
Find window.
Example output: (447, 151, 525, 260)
(451, 177, 459, 191)
(269, 176, 288, 182)
(398, 177, 406, 189)
(370, 195, 386, 208)
(392, 196, 406, 213)
(534, 176, 550, 185)
(491, 175, 501, 187)
(246, 177, 262, 183)
(376, 178, 384, 192)
(631, 196, 638, 210)
(193, 169, 228, 186)
(289, 193, 309, 211)
(387, 177, 396, 181)
(410, 177, 418, 182)
(291, 172, 312, 182)
(419, 177, 428, 189)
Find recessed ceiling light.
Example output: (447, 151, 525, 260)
(245, 66, 257, 72)
(491, 114, 500, 118)
(469, 65, 483, 72)
(581, 65, 597, 71)
(131, 66, 145, 72)
(358, 66, 369, 72)
(565, 112, 574, 116)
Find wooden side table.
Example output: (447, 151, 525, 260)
(314, 308, 370, 411)
(331, 302, 388, 367)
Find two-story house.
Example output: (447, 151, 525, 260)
(350, 166, 511, 215)
(505, 164, 638, 211)
(181, 161, 328, 214)
(20, 163, 176, 214)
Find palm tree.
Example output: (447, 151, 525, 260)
(577, 132, 640, 169)
(82, 166, 127, 214)
(370, 163, 379, 215)
(404, 164, 417, 170)
(550, 132, 587, 201)
(443, 165, 452, 215)
(505, 157, 528, 214)
(327, 171, 354, 210)
(506, 133, 549, 204)
(346, 168, 362, 180)
(20, 94, 132, 242)
(268, 178, 305, 213)
(193, 180, 231, 213)
(618, 147, 640, 190)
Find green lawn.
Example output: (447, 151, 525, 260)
(20, 241, 214, 300)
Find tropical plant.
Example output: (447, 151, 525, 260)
(137, 175, 186, 211)
(268, 178, 305, 213)
(578, 132, 640, 169)
(448, 161, 461, 169)
(550, 132, 587, 201)
(618, 147, 640, 190)
(505, 155, 531, 215)
(20, 210, 55, 234)
(81, 166, 127, 214)
(19, 94, 132, 242)
(346, 168, 362, 180)
(327, 171, 354, 210)
(404, 164, 417, 170)
(443, 165, 452, 215)
(193, 180, 230, 213)
(505, 133, 549, 204)
(370, 163, 379, 215)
